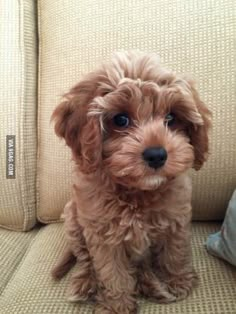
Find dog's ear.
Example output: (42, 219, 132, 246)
(187, 83, 212, 170)
(51, 76, 104, 172)
(79, 114, 102, 173)
(51, 86, 88, 158)
(51, 97, 81, 155)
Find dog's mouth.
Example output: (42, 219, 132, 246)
(108, 167, 167, 191)
(138, 175, 167, 190)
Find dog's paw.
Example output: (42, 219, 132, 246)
(137, 275, 176, 304)
(93, 304, 116, 314)
(151, 288, 176, 304)
(94, 303, 137, 314)
(166, 270, 199, 301)
(94, 297, 138, 314)
(67, 275, 96, 302)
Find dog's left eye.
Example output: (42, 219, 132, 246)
(164, 113, 175, 126)
(113, 113, 130, 128)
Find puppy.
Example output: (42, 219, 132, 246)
(51, 51, 211, 314)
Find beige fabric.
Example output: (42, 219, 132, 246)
(0, 0, 37, 230)
(0, 227, 38, 294)
(37, 0, 236, 223)
(0, 223, 235, 313)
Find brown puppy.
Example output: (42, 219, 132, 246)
(51, 51, 211, 314)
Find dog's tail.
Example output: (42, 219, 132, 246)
(51, 248, 76, 280)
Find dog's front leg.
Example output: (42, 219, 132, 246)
(154, 221, 198, 301)
(89, 243, 137, 314)
(59, 200, 96, 301)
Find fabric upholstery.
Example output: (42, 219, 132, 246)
(0, 226, 38, 294)
(0, 0, 37, 231)
(37, 0, 236, 223)
(0, 223, 235, 313)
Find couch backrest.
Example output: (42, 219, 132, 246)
(38, 0, 234, 223)
(0, 0, 37, 231)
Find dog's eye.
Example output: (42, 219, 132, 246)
(164, 113, 175, 126)
(113, 113, 130, 128)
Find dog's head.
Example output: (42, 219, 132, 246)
(52, 51, 211, 190)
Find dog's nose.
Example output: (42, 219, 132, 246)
(142, 147, 167, 169)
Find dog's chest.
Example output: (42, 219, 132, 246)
(120, 211, 164, 260)
(123, 220, 150, 258)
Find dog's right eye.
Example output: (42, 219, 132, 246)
(113, 113, 130, 128)
(164, 113, 175, 127)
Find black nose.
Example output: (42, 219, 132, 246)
(142, 147, 167, 169)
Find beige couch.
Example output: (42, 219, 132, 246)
(0, 0, 235, 313)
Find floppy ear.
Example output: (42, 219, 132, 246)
(51, 95, 83, 157)
(188, 86, 212, 170)
(79, 114, 102, 173)
(51, 76, 104, 173)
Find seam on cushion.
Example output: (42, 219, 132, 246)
(0, 226, 44, 297)
(20, 0, 28, 230)
(0, 227, 40, 296)
(36, 0, 42, 224)
(6, 0, 26, 231)
(21, 0, 37, 230)
(0, 223, 25, 232)
(18, 0, 27, 229)
(37, 216, 63, 224)
(19, 0, 37, 231)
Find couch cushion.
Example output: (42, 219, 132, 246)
(0, 0, 37, 230)
(0, 227, 38, 294)
(0, 223, 235, 313)
(37, 0, 236, 223)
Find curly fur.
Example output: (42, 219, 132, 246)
(51, 51, 211, 314)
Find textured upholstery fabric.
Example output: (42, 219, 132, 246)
(0, 227, 38, 294)
(37, 0, 236, 223)
(0, 223, 235, 313)
(0, 0, 37, 230)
